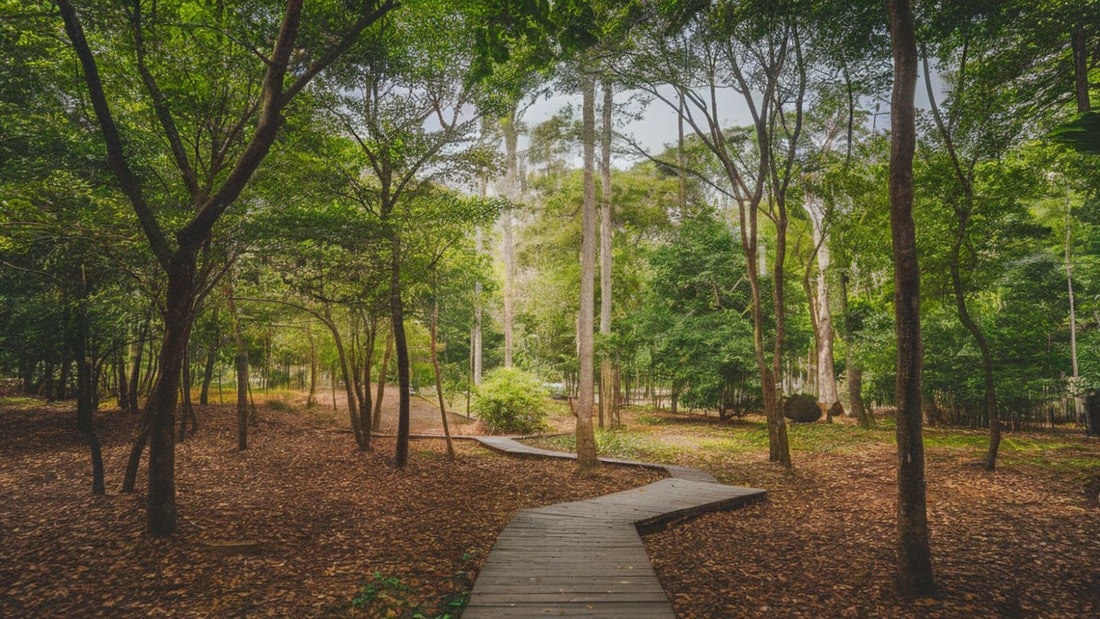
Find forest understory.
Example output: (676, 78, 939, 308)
(2, 395, 1099, 618)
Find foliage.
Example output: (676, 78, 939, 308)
(471, 368, 549, 434)
(783, 394, 823, 423)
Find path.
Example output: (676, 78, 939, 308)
(462, 436, 766, 618)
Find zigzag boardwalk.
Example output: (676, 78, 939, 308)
(463, 437, 766, 617)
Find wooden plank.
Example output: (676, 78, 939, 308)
(463, 435, 764, 619)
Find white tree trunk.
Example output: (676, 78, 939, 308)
(806, 194, 839, 409)
(576, 73, 598, 469)
(501, 106, 519, 368)
(599, 77, 615, 429)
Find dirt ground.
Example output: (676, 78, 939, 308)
(630, 412, 1100, 619)
(0, 392, 661, 617)
(3, 391, 1099, 618)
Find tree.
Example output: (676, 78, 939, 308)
(57, 0, 396, 536)
(575, 71, 600, 470)
(620, 2, 800, 467)
(320, 0, 506, 467)
(887, 0, 936, 597)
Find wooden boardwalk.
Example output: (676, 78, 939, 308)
(463, 436, 766, 617)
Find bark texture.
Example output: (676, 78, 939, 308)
(888, 0, 936, 597)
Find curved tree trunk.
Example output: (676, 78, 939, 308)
(949, 230, 999, 470)
(327, 313, 366, 451)
(391, 233, 412, 468)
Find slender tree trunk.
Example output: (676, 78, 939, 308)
(373, 327, 393, 431)
(430, 291, 456, 460)
(178, 343, 198, 441)
(599, 76, 616, 430)
(576, 72, 599, 471)
(73, 301, 105, 496)
(57, 350, 71, 401)
(128, 323, 144, 412)
(888, 0, 936, 596)
(1065, 201, 1087, 432)
(325, 311, 366, 450)
(949, 229, 999, 470)
(307, 327, 318, 408)
(391, 233, 412, 468)
(225, 284, 250, 451)
(501, 107, 519, 369)
(359, 318, 375, 435)
(473, 174, 485, 386)
(116, 350, 129, 410)
(199, 342, 216, 406)
(806, 196, 839, 412)
(838, 273, 870, 426)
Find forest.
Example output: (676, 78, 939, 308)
(2, 0, 1099, 617)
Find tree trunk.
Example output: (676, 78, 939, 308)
(472, 225, 484, 386)
(225, 284, 250, 451)
(199, 343, 215, 406)
(116, 350, 129, 410)
(501, 106, 519, 369)
(1065, 200, 1087, 432)
(57, 350, 70, 401)
(430, 291, 456, 460)
(599, 76, 616, 430)
(949, 230, 999, 471)
(325, 311, 366, 450)
(391, 233, 413, 468)
(128, 323, 144, 412)
(178, 343, 197, 441)
(888, 0, 936, 596)
(373, 327, 393, 431)
(806, 195, 839, 411)
(576, 72, 599, 471)
(358, 316, 376, 438)
(838, 273, 870, 426)
(146, 246, 200, 536)
(307, 327, 318, 408)
(1072, 23, 1091, 113)
(73, 303, 105, 496)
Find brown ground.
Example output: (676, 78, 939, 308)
(4, 392, 1099, 618)
(0, 393, 662, 618)
(635, 412, 1100, 619)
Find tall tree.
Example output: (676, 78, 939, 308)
(887, 0, 936, 597)
(57, 0, 396, 535)
(575, 71, 600, 470)
(620, 2, 799, 466)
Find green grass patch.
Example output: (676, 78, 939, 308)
(0, 396, 43, 408)
(786, 421, 891, 453)
(344, 569, 468, 619)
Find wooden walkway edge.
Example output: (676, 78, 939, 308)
(462, 436, 766, 617)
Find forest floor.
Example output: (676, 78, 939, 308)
(0, 390, 663, 618)
(530, 408, 1100, 618)
(3, 391, 1100, 618)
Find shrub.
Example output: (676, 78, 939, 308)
(784, 393, 822, 423)
(472, 368, 549, 434)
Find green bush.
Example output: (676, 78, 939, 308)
(784, 393, 822, 423)
(472, 368, 549, 434)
